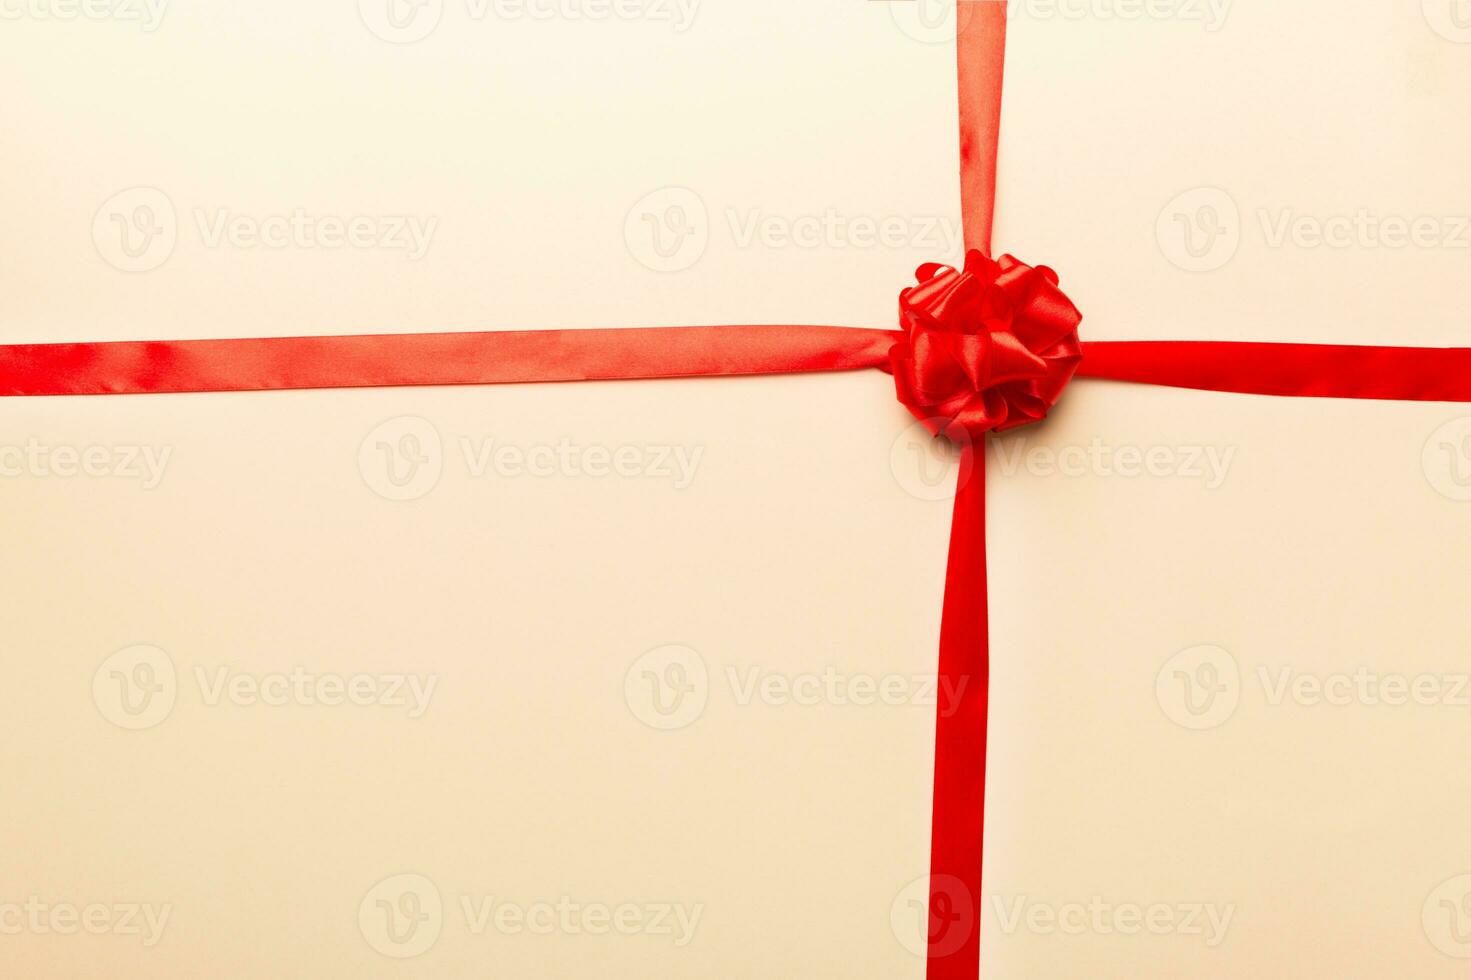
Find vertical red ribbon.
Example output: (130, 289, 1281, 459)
(956, 1, 1007, 257)
(926, 4, 1007, 978)
(926, 441, 990, 976)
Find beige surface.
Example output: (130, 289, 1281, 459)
(993, 2, 1471, 977)
(1, 3, 955, 978)
(2, 1, 1471, 978)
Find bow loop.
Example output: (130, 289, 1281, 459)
(891, 250, 1083, 441)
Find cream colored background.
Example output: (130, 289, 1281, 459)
(1, 1, 1470, 977)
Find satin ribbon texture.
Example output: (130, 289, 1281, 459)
(8, 5, 1471, 980)
(889, 248, 1083, 980)
(891, 252, 1083, 440)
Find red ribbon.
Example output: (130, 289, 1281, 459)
(6, 8, 1471, 979)
(1079, 341, 1471, 402)
(891, 253, 1083, 440)
(0, 325, 896, 396)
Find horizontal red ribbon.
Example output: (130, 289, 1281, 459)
(1080, 340, 1471, 402)
(5, 330, 1469, 407)
(0, 325, 896, 396)
(6, 9, 1469, 980)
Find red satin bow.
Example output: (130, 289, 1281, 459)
(6, 10, 1471, 980)
(890, 252, 1083, 441)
